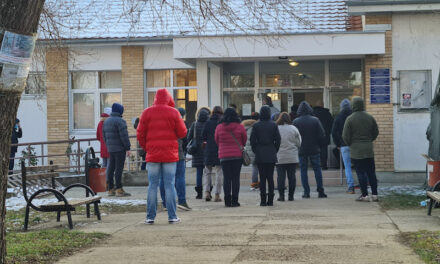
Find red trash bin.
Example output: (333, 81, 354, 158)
(89, 168, 107, 193)
(427, 161, 440, 187)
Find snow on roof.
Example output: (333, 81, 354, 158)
(40, 0, 353, 40)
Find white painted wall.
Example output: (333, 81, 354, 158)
(144, 44, 193, 69)
(392, 14, 440, 171)
(69, 46, 122, 70)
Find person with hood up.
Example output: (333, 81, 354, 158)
(313, 103, 334, 170)
(342, 96, 379, 202)
(187, 107, 211, 199)
(137, 89, 187, 224)
(241, 118, 258, 190)
(293, 101, 328, 198)
(251, 105, 281, 206)
(215, 108, 247, 207)
(9, 118, 22, 174)
(332, 99, 355, 194)
(103, 103, 131, 197)
(263, 96, 280, 117)
(97, 107, 112, 168)
(276, 112, 301, 201)
(202, 106, 224, 202)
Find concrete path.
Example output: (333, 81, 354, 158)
(55, 186, 426, 264)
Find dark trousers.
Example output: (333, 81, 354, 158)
(258, 163, 275, 196)
(9, 151, 16, 175)
(221, 159, 242, 203)
(107, 151, 126, 189)
(320, 145, 328, 168)
(276, 163, 296, 195)
(352, 158, 378, 196)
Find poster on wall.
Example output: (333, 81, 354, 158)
(242, 104, 252, 116)
(402, 93, 412, 107)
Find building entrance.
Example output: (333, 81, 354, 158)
(259, 89, 324, 115)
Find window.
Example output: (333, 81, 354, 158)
(260, 61, 325, 88)
(70, 71, 122, 130)
(223, 62, 255, 88)
(398, 70, 431, 110)
(25, 73, 46, 95)
(146, 69, 197, 124)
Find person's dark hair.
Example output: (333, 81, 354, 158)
(291, 105, 298, 113)
(265, 96, 274, 107)
(276, 112, 292, 125)
(220, 107, 240, 124)
(251, 112, 260, 120)
(229, 104, 237, 110)
(212, 106, 223, 116)
(134, 117, 140, 129)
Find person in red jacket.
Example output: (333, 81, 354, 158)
(96, 107, 112, 167)
(215, 108, 247, 207)
(137, 89, 187, 225)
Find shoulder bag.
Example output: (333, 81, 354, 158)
(187, 123, 200, 155)
(229, 131, 251, 166)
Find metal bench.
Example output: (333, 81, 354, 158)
(21, 161, 102, 230)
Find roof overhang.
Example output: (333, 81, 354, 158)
(173, 32, 386, 60)
(346, 1, 440, 15)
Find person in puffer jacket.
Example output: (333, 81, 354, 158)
(293, 101, 327, 199)
(215, 108, 247, 207)
(187, 107, 211, 199)
(241, 119, 259, 190)
(137, 89, 187, 225)
(103, 103, 131, 197)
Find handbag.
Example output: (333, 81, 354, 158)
(229, 131, 251, 166)
(187, 123, 200, 155)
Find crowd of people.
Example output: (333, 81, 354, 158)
(96, 90, 380, 225)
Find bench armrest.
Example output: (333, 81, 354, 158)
(62, 183, 97, 197)
(28, 188, 69, 211)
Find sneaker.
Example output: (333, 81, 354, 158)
(371, 195, 379, 202)
(346, 187, 355, 194)
(169, 218, 181, 224)
(115, 188, 131, 197)
(177, 202, 192, 211)
(107, 189, 115, 196)
(356, 195, 370, 202)
(145, 219, 154, 225)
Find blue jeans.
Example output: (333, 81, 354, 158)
(340, 146, 354, 188)
(299, 153, 324, 195)
(147, 162, 177, 220)
(196, 167, 203, 187)
(160, 159, 186, 206)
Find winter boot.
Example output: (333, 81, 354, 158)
(277, 189, 285, 202)
(288, 185, 295, 201)
(224, 195, 232, 207)
(260, 193, 267, 206)
(214, 193, 222, 202)
(317, 187, 327, 198)
(231, 196, 240, 207)
(267, 193, 274, 206)
(205, 191, 212, 201)
(195, 186, 203, 199)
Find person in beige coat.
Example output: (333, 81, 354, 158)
(276, 112, 302, 201)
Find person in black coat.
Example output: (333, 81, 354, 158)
(293, 101, 327, 198)
(202, 106, 223, 202)
(9, 118, 22, 174)
(313, 105, 334, 170)
(250, 105, 281, 206)
(188, 107, 210, 199)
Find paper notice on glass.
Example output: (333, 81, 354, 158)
(402, 93, 411, 107)
(0, 31, 36, 65)
(242, 104, 252, 116)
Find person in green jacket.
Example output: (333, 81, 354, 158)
(342, 97, 379, 202)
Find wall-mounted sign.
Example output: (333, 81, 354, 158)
(370, 68, 391, 104)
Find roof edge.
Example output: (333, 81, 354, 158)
(346, 0, 440, 6)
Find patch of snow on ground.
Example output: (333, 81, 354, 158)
(378, 185, 426, 196)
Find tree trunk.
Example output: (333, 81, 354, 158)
(0, 1, 45, 262)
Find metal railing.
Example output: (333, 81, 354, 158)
(9, 135, 145, 175)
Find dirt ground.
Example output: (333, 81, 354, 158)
(44, 186, 440, 264)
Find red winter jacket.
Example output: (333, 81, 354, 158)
(96, 120, 109, 158)
(215, 122, 247, 159)
(137, 89, 187, 163)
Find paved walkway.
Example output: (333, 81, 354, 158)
(52, 186, 434, 264)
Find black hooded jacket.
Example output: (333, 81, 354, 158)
(313, 106, 334, 145)
(250, 106, 281, 164)
(202, 113, 221, 166)
(293, 102, 326, 156)
(331, 99, 352, 147)
(188, 109, 210, 167)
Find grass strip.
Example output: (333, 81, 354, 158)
(401, 231, 440, 264)
(379, 193, 426, 210)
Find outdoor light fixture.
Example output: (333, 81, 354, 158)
(289, 59, 299, 67)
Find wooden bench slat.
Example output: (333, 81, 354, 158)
(39, 196, 101, 209)
(26, 172, 59, 180)
(427, 191, 440, 201)
(26, 165, 59, 172)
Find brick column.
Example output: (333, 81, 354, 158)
(364, 15, 394, 171)
(46, 48, 69, 165)
(121, 46, 144, 154)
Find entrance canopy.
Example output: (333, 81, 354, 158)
(173, 32, 385, 59)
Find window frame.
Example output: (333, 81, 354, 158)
(69, 71, 122, 133)
(22, 71, 47, 98)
